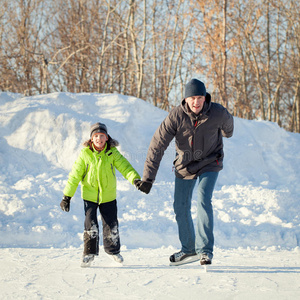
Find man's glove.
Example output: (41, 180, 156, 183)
(60, 195, 71, 212)
(134, 179, 152, 194)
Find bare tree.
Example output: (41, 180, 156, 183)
(0, 0, 299, 132)
(0, 0, 51, 95)
(273, 0, 300, 132)
(192, 0, 233, 108)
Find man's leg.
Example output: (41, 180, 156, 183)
(195, 172, 218, 257)
(173, 177, 197, 254)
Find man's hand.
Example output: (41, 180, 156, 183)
(134, 179, 152, 194)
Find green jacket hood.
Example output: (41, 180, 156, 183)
(83, 135, 119, 151)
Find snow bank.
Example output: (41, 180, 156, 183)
(0, 91, 299, 249)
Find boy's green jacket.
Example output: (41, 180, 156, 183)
(63, 139, 140, 204)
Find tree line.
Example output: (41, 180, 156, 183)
(0, 0, 299, 132)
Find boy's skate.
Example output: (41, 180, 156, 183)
(107, 253, 124, 263)
(81, 254, 95, 268)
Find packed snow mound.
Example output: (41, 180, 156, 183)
(0, 91, 299, 249)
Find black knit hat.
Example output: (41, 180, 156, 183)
(90, 122, 108, 138)
(184, 79, 206, 98)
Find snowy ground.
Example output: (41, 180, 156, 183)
(0, 91, 300, 299)
(1, 247, 299, 299)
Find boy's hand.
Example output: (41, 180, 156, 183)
(60, 195, 71, 212)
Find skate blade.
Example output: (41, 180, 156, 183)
(169, 255, 199, 266)
(81, 256, 94, 268)
(81, 261, 92, 268)
(106, 253, 124, 264)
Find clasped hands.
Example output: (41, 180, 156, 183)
(134, 179, 152, 194)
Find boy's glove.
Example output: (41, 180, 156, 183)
(134, 179, 152, 194)
(60, 195, 71, 212)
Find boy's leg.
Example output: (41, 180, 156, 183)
(83, 200, 99, 256)
(173, 177, 197, 254)
(99, 200, 120, 255)
(195, 172, 218, 257)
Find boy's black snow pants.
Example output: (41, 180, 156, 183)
(83, 199, 120, 256)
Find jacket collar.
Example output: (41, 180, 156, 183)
(92, 142, 107, 154)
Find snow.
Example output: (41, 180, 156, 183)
(0, 91, 300, 299)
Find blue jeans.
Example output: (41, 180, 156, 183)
(173, 172, 218, 256)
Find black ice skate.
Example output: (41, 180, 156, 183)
(169, 251, 199, 266)
(200, 253, 212, 265)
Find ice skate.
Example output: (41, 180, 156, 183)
(200, 253, 212, 265)
(107, 253, 124, 264)
(169, 251, 199, 266)
(81, 254, 95, 268)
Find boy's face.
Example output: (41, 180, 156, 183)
(185, 95, 205, 115)
(92, 133, 108, 149)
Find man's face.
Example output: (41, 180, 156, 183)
(185, 95, 205, 115)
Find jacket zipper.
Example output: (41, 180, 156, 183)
(192, 118, 198, 153)
(97, 155, 101, 205)
(193, 117, 203, 157)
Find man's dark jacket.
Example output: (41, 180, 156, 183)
(143, 93, 234, 181)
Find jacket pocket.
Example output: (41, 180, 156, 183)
(186, 153, 222, 174)
(83, 163, 97, 188)
(110, 163, 115, 177)
(82, 164, 89, 181)
(103, 163, 116, 190)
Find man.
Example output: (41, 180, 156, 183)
(135, 78, 234, 266)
